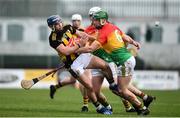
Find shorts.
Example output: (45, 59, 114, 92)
(91, 62, 118, 78)
(117, 56, 136, 77)
(71, 53, 93, 75)
(57, 69, 73, 82)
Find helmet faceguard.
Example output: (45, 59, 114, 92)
(92, 10, 108, 29)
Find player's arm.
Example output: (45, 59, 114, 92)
(75, 41, 101, 53)
(76, 30, 96, 42)
(56, 44, 80, 55)
(122, 34, 141, 49)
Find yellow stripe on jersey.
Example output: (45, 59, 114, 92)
(62, 37, 69, 45)
(66, 30, 73, 39)
(62, 31, 78, 62)
(102, 30, 126, 53)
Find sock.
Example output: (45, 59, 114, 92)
(83, 96, 89, 107)
(106, 104, 112, 110)
(121, 99, 132, 110)
(93, 101, 102, 110)
(102, 101, 110, 107)
(55, 82, 62, 89)
(122, 94, 143, 111)
(133, 103, 144, 111)
(108, 79, 115, 85)
(143, 95, 148, 101)
(132, 103, 143, 111)
(140, 92, 148, 100)
(109, 82, 116, 87)
(138, 103, 143, 110)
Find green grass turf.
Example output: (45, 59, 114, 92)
(0, 87, 180, 117)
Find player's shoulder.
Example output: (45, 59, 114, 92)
(85, 25, 94, 30)
(105, 22, 116, 29)
(77, 27, 85, 32)
(85, 25, 95, 33)
(64, 24, 76, 34)
(49, 31, 55, 40)
(104, 22, 120, 32)
(48, 31, 60, 49)
(63, 24, 72, 30)
(101, 23, 113, 32)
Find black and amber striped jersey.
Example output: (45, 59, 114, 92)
(49, 24, 79, 67)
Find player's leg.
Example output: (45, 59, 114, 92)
(127, 47, 155, 108)
(79, 83, 89, 112)
(118, 76, 143, 111)
(117, 56, 149, 115)
(70, 53, 112, 114)
(128, 83, 155, 108)
(86, 55, 118, 93)
(78, 70, 91, 112)
(109, 62, 136, 112)
(73, 71, 111, 114)
(91, 69, 113, 111)
(50, 70, 76, 99)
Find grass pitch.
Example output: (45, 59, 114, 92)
(0, 87, 180, 117)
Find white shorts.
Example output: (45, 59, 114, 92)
(117, 56, 136, 77)
(91, 69, 103, 77)
(71, 53, 93, 75)
(91, 62, 118, 78)
(57, 69, 72, 81)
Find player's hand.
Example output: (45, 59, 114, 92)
(75, 38, 86, 47)
(81, 32, 89, 40)
(133, 41, 141, 50)
(80, 38, 87, 47)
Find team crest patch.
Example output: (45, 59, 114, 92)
(52, 33, 57, 41)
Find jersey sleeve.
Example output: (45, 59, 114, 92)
(78, 28, 84, 32)
(49, 32, 62, 49)
(85, 25, 95, 34)
(84, 26, 90, 33)
(64, 25, 76, 34)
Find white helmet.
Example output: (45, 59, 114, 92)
(71, 14, 82, 21)
(88, 6, 102, 16)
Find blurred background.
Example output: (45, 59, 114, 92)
(0, 0, 179, 90)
